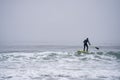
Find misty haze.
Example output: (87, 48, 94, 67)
(0, 0, 120, 46)
(0, 0, 120, 80)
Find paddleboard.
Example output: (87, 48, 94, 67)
(77, 50, 88, 54)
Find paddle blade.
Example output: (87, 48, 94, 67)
(95, 47, 99, 50)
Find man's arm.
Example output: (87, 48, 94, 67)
(88, 40, 91, 45)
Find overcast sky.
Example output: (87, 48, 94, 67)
(0, 0, 120, 46)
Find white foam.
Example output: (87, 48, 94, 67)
(0, 51, 120, 80)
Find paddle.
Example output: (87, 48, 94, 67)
(90, 45, 99, 50)
(95, 47, 99, 50)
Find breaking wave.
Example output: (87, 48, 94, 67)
(0, 51, 120, 80)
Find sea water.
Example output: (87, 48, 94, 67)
(0, 45, 120, 80)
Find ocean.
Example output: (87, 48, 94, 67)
(0, 45, 120, 80)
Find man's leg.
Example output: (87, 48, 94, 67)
(86, 44, 88, 51)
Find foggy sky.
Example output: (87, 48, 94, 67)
(0, 0, 120, 46)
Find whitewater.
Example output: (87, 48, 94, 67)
(0, 46, 120, 80)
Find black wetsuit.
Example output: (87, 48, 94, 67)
(83, 38, 90, 51)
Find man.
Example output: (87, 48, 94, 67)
(83, 38, 91, 52)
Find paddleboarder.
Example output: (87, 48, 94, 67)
(83, 38, 91, 51)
